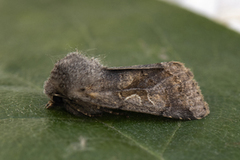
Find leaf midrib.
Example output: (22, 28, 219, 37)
(96, 119, 182, 160)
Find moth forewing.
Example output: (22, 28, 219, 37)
(44, 52, 210, 120)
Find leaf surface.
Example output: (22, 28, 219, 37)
(0, 0, 240, 160)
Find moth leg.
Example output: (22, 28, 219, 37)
(46, 100, 64, 109)
(46, 101, 54, 109)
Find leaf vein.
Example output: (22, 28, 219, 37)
(96, 119, 164, 160)
(160, 122, 181, 156)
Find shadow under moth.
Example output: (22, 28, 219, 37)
(44, 52, 210, 120)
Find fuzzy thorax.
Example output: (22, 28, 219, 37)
(44, 52, 104, 98)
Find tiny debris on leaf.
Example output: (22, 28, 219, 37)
(44, 52, 210, 120)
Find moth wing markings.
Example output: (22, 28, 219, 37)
(120, 98, 163, 116)
(72, 67, 195, 118)
(146, 92, 156, 106)
(124, 94, 142, 105)
(117, 88, 167, 115)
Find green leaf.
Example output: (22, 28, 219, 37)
(1, 0, 240, 160)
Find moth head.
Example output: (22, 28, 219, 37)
(44, 52, 104, 101)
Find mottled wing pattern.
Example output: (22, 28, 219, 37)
(105, 62, 209, 120)
(44, 52, 209, 120)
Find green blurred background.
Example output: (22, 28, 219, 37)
(0, 0, 240, 160)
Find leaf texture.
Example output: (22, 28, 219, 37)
(0, 0, 240, 160)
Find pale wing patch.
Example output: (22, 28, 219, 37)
(147, 92, 156, 106)
(147, 92, 166, 109)
(124, 94, 142, 105)
(117, 74, 134, 89)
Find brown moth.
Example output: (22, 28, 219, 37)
(44, 52, 210, 120)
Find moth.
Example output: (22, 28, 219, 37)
(44, 52, 210, 120)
